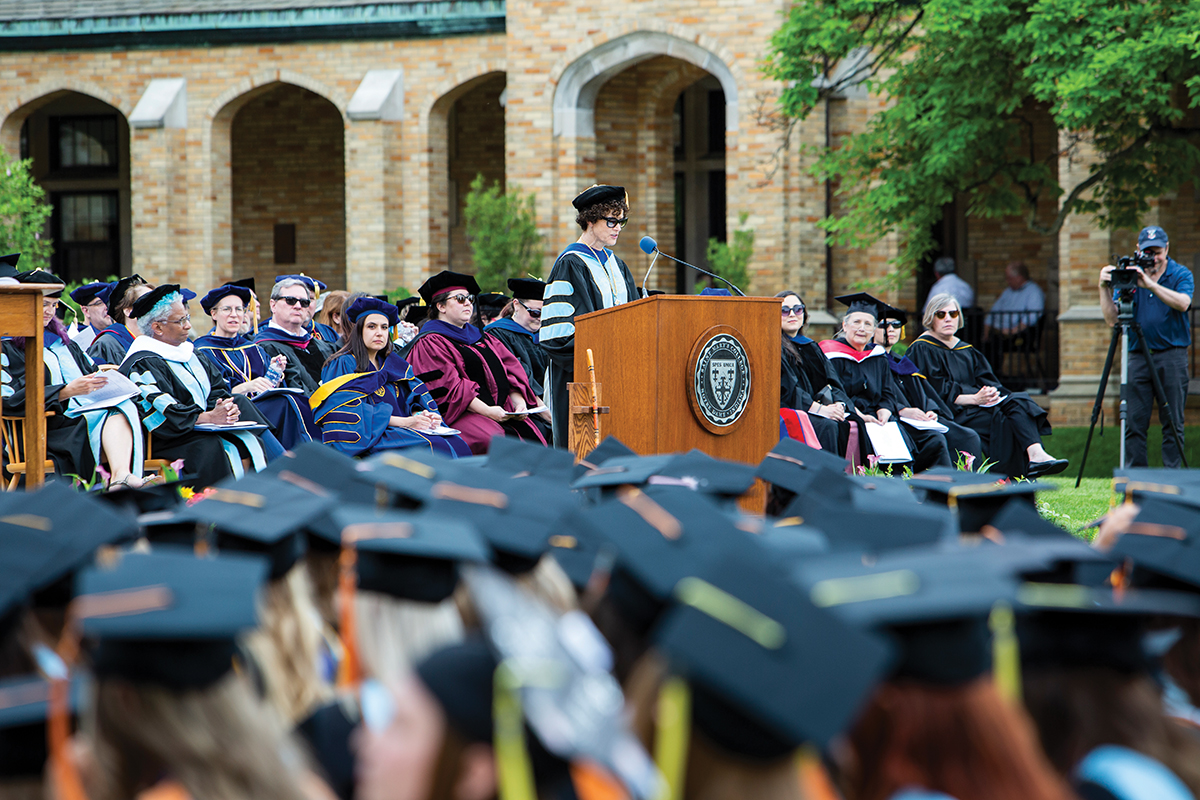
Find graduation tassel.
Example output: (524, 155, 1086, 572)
(654, 676, 691, 800)
(49, 626, 87, 800)
(493, 662, 537, 800)
(989, 601, 1021, 704)
(336, 541, 361, 689)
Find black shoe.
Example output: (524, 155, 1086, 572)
(1026, 458, 1069, 478)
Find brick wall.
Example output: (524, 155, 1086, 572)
(230, 84, 345, 295)
(447, 74, 506, 277)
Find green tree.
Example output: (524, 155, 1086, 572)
(702, 212, 754, 292)
(763, 0, 1200, 280)
(463, 174, 543, 291)
(0, 150, 52, 271)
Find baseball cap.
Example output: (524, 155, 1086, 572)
(1137, 225, 1169, 250)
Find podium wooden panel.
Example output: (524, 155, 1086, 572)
(0, 285, 56, 488)
(573, 295, 780, 467)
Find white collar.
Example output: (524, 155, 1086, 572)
(268, 320, 307, 336)
(123, 334, 195, 364)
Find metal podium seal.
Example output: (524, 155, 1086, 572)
(689, 330, 751, 431)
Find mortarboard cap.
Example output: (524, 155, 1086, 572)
(655, 550, 893, 754)
(483, 436, 576, 483)
(199, 284, 252, 316)
(0, 673, 88, 777)
(345, 296, 399, 327)
(574, 436, 637, 478)
(759, 515, 831, 560)
(476, 292, 509, 314)
(105, 274, 148, 319)
(985, 497, 1073, 540)
(76, 549, 268, 689)
(834, 292, 883, 319)
(655, 450, 757, 500)
(14, 269, 63, 297)
(129, 284, 181, 319)
(755, 438, 848, 494)
(572, 185, 628, 211)
(507, 278, 546, 302)
(260, 442, 378, 506)
(228, 277, 256, 295)
(179, 287, 196, 303)
(570, 454, 677, 492)
(275, 274, 327, 296)
(786, 486, 956, 553)
(1105, 496, 1200, 592)
(0, 252, 19, 279)
(418, 270, 481, 305)
(69, 281, 114, 308)
(876, 300, 908, 327)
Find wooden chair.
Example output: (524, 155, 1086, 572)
(1, 413, 56, 490)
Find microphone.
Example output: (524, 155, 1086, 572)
(638, 236, 746, 296)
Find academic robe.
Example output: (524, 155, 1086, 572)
(194, 332, 319, 450)
(539, 244, 640, 447)
(253, 325, 338, 394)
(484, 317, 553, 442)
(779, 335, 852, 456)
(120, 338, 281, 486)
(87, 324, 136, 367)
(406, 321, 547, 455)
(312, 353, 470, 459)
(257, 317, 340, 345)
(821, 336, 951, 471)
(885, 350, 982, 464)
(906, 334, 1052, 478)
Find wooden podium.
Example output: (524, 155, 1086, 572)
(0, 284, 57, 488)
(571, 295, 780, 467)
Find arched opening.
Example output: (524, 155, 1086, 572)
(228, 84, 346, 293)
(11, 91, 131, 283)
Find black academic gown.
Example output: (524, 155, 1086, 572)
(906, 333, 1051, 477)
(86, 325, 135, 367)
(539, 245, 640, 448)
(253, 326, 338, 395)
(1, 338, 94, 478)
(885, 350, 983, 464)
(780, 336, 852, 455)
(485, 319, 553, 442)
(821, 336, 951, 472)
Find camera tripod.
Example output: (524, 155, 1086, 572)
(1075, 309, 1188, 486)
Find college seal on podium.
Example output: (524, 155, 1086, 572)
(689, 329, 751, 432)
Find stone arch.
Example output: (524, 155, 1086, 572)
(205, 69, 347, 121)
(0, 81, 130, 158)
(552, 30, 739, 138)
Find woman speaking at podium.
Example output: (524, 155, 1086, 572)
(539, 185, 641, 447)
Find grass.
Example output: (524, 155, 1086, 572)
(1045, 425, 1200, 479)
(1035, 476, 1112, 539)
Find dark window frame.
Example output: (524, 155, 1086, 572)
(49, 114, 119, 175)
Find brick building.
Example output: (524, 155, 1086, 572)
(0, 0, 1195, 424)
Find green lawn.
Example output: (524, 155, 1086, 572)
(1045, 425, 1200, 479)
(1035, 476, 1112, 540)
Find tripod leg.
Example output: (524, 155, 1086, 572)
(1131, 323, 1188, 468)
(1076, 324, 1123, 487)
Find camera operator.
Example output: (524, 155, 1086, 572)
(1098, 225, 1194, 468)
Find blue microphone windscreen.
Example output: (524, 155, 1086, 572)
(639, 236, 657, 255)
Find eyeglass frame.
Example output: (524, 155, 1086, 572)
(601, 216, 629, 229)
(515, 299, 542, 319)
(933, 308, 960, 320)
(162, 314, 192, 327)
(278, 296, 313, 308)
(212, 303, 246, 315)
(442, 294, 475, 306)
(781, 304, 805, 317)
(880, 320, 904, 329)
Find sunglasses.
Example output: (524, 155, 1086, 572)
(933, 309, 960, 320)
(279, 296, 313, 308)
(882, 320, 904, 329)
(516, 299, 542, 319)
(781, 305, 805, 317)
(602, 217, 629, 229)
(446, 294, 474, 305)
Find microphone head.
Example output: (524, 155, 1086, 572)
(639, 236, 658, 255)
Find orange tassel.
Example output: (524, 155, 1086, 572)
(570, 762, 627, 800)
(336, 544, 360, 689)
(49, 627, 87, 800)
(796, 748, 841, 800)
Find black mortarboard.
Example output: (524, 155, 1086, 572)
(755, 438, 848, 494)
(1106, 496, 1200, 592)
(908, 472, 1054, 534)
(172, 473, 336, 578)
(507, 278, 546, 302)
(476, 292, 509, 314)
(105, 274, 147, 318)
(200, 283, 252, 315)
(260, 442, 377, 506)
(655, 450, 757, 500)
(834, 292, 883, 319)
(394, 296, 420, 310)
(570, 454, 677, 491)
(228, 277, 256, 295)
(759, 516, 831, 559)
(483, 436, 576, 483)
(985, 497, 1072, 540)
(786, 487, 956, 553)
(15, 269, 63, 297)
(76, 549, 268, 689)
(417, 270, 482, 305)
(572, 185, 627, 211)
(655, 550, 893, 755)
(69, 281, 114, 307)
(574, 436, 637, 479)
(345, 296, 399, 327)
(876, 300, 908, 327)
(0, 674, 87, 777)
(130, 283, 181, 319)
(908, 467, 1004, 503)
(0, 252, 19, 278)
(333, 508, 490, 602)
(354, 451, 441, 508)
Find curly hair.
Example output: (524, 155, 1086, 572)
(576, 199, 629, 231)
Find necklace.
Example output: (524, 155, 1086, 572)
(579, 237, 619, 302)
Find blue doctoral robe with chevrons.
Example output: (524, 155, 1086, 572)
(538, 243, 639, 447)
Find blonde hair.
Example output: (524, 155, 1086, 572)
(516, 555, 579, 616)
(922, 293, 963, 332)
(89, 672, 312, 800)
(243, 563, 332, 726)
(355, 592, 465, 685)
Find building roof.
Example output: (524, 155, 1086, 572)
(0, 1, 389, 19)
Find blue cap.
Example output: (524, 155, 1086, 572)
(200, 284, 252, 316)
(345, 296, 399, 327)
(275, 274, 327, 295)
(699, 287, 732, 297)
(1137, 225, 1169, 250)
(69, 281, 114, 307)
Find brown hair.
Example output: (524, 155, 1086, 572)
(1023, 666, 1200, 797)
(775, 290, 808, 371)
(576, 199, 629, 232)
(842, 678, 1074, 800)
(327, 296, 395, 373)
(1164, 620, 1200, 713)
(318, 290, 351, 338)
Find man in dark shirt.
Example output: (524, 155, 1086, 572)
(1099, 225, 1194, 468)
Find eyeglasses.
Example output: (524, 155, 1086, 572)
(516, 299, 542, 319)
(602, 217, 629, 229)
(882, 320, 904, 329)
(213, 305, 244, 315)
(279, 296, 313, 308)
(781, 304, 805, 317)
(446, 294, 474, 305)
(164, 315, 191, 326)
(85, 299, 106, 309)
(933, 309, 960, 320)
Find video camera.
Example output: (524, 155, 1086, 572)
(1108, 252, 1154, 317)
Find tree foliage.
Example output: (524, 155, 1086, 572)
(0, 150, 52, 271)
(703, 212, 755, 293)
(463, 174, 543, 292)
(763, 0, 1200, 274)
